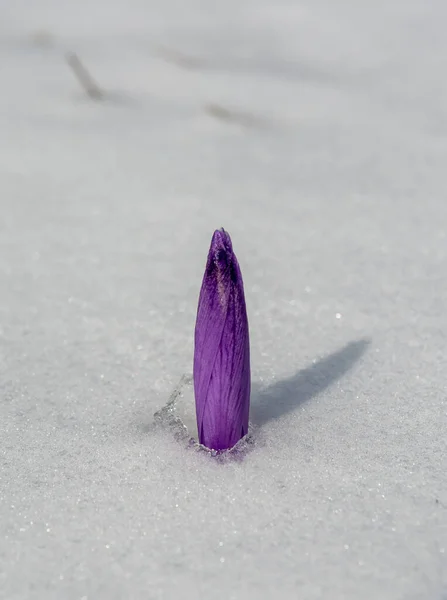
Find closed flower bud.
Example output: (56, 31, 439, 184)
(194, 229, 251, 451)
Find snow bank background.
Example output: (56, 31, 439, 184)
(1, 0, 446, 598)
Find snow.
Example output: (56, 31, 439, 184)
(1, 0, 446, 598)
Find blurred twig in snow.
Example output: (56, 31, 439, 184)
(205, 103, 264, 128)
(66, 52, 104, 100)
(153, 44, 203, 69)
(30, 30, 55, 48)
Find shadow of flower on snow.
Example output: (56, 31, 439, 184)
(153, 339, 370, 460)
(250, 339, 370, 428)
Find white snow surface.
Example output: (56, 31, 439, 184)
(1, 0, 447, 598)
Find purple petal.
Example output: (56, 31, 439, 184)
(194, 229, 250, 451)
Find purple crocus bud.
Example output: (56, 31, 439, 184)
(194, 229, 251, 451)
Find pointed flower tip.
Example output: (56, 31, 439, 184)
(194, 228, 251, 451)
(211, 228, 232, 248)
(209, 228, 233, 266)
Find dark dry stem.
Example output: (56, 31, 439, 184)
(66, 52, 104, 100)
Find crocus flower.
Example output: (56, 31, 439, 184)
(194, 229, 251, 451)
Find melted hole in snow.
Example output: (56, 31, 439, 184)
(154, 374, 256, 460)
(172, 375, 198, 439)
